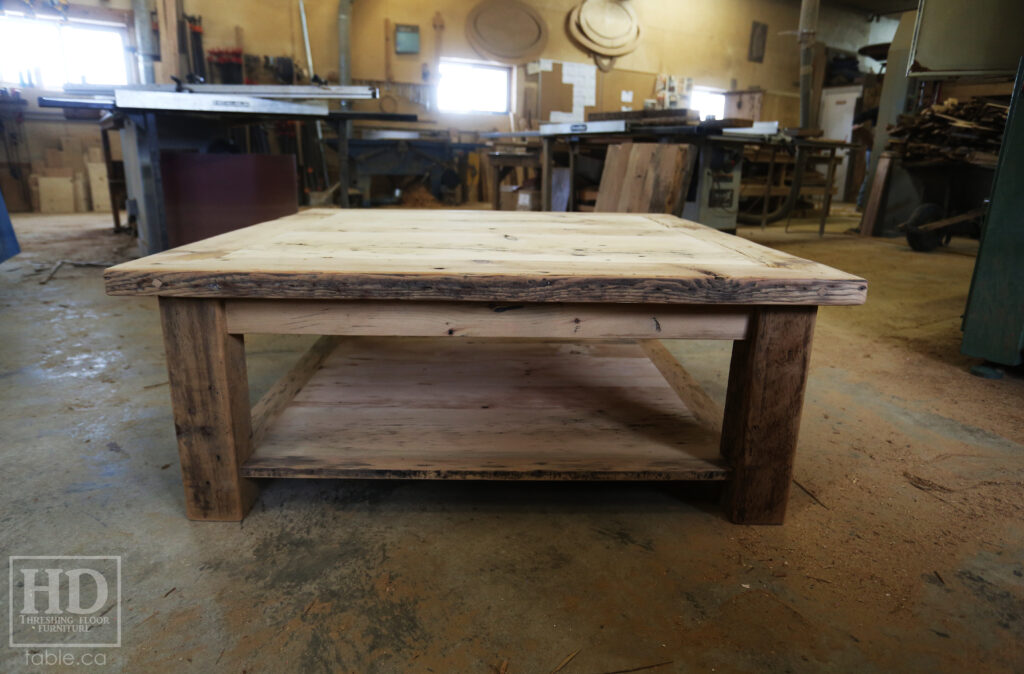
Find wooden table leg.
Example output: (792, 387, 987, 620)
(721, 307, 816, 524)
(159, 298, 256, 521)
(568, 140, 577, 212)
(492, 166, 502, 211)
(541, 137, 553, 211)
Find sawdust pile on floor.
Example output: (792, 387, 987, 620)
(400, 184, 442, 208)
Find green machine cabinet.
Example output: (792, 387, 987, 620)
(961, 60, 1024, 368)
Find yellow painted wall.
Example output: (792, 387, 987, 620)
(0, 0, 895, 98)
(179, 0, 895, 132)
(190, 0, 896, 94)
(3, 0, 898, 167)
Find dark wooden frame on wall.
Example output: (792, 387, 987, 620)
(749, 21, 768, 64)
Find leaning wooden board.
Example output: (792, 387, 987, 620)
(106, 209, 866, 524)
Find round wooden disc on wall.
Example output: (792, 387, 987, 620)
(466, 0, 549, 65)
(578, 0, 639, 50)
(566, 1, 641, 60)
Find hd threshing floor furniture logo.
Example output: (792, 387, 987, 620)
(9, 556, 121, 648)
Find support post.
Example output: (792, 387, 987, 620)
(338, 119, 351, 208)
(819, 145, 837, 237)
(492, 165, 503, 211)
(721, 307, 816, 524)
(159, 298, 256, 521)
(761, 147, 777, 230)
(541, 137, 553, 210)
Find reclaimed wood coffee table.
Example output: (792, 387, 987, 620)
(105, 209, 866, 524)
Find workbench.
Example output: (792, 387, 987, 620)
(39, 86, 416, 253)
(336, 136, 480, 207)
(486, 122, 856, 234)
(104, 209, 866, 524)
(487, 151, 543, 210)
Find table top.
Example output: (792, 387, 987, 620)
(104, 209, 867, 305)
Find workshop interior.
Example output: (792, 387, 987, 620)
(0, 0, 1022, 671)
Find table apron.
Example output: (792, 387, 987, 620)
(223, 300, 752, 340)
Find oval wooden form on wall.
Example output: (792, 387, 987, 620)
(578, 0, 639, 50)
(566, 1, 641, 59)
(465, 0, 549, 64)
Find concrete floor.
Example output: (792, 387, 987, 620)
(1, 209, 1022, 673)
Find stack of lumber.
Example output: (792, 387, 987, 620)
(588, 108, 699, 126)
(887, 98, 1008, 168)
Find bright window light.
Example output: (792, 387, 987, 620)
(0, 14, 128, 88)
(691, 87, 726, 121)
(437, 60, 510, 114)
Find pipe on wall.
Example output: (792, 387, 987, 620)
(338, 1, 352, 86)
(798, 0, 820, 129)
(737, 0, 818, 225)
(133, 0, 156, 84)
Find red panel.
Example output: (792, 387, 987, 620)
(161, 153, 298, 248)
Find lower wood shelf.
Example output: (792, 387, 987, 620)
(241, 337, 730, 481)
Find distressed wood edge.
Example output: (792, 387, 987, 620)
(721, 307, 818, 525)
(104, 269, 869, 306)
(224, 300, 752, 340)
(240, 466, 732, 480)
(639, 339, 725, 434)
(250, 335, 344, 447)
(158, 297, 257, 521)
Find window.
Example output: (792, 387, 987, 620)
(0, 13, 128, 89)
(690, 87, 726, 121)
(437, 60, 511, 114)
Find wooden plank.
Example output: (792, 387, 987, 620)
(594, 143, 632, 212)
(241, 338, 728, 480)
(649, 144, 690, 214)
(739, 184, 837, 198)
(860, 153, 893, 237)
(155, 0, 180, 83)
(619, 143, 658, 212)
(488, 153, 542, 168)
(86, 162, 111, 212)
(597, 143, 691, 214)
(250, 335, 342, 446)
(916, 208, 984, 232)
(103, 210, 868, 305)
(721, 308, 816, 524)
(37, 177, 75, 214)
(159, 298, 256, 521)
(41, 167, 74, 178)
(224, 300, 752, 340)
(589, 108, 695, 122)
(614, 144, 647, 211)
(639, 339, 724, 433)
(73, 172, 88, 213)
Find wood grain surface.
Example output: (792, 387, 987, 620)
(595, 143, 692, 214)
(721, 308, 817, 524)
(159, 298, 256, 521)
(250, 335, 342, 447)
(241, 337, 728, 480)
(105, 209, 867, 305)
(225, 300, 751, 340)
